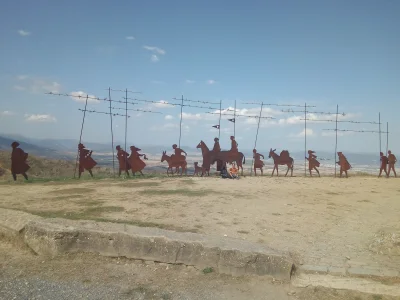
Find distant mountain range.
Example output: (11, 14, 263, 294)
(0, 133, 380, 167)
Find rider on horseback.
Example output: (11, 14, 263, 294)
(213, 137, 221, 154)
(229, 136, 238, 161)
(172, 144, 187, 164)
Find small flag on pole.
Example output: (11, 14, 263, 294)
(228, 118, 235, 123)
(212, 125, 220, 129)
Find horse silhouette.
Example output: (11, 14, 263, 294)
(196, 140, 245, 175)
(161, 151, 187, 176)
(268, 148, 294, 177)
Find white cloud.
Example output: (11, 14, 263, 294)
(70, 91, 100, 104)
(143, 45, 166, 55)
(13, 76, 61, 94)
(150, 122, 189, 132)
(290, 128, 314, 138)
(1, 111, 15, 116)
(143, 45, 166, 62)
(181, 112, 202, 120)
(207, 80, 216, 85)
(165, 115, 174, 120)
(185, 80, 195, 84)
(24, 114, 56, 122)
(151, 54, 159, 62)
(152, 100, 171, 108)
(125, 36, 135, 40)
(18, 30, 30, 36)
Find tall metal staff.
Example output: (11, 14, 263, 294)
(379, 113, 381, 153)
(386, 122, 389, 155)
(250, 102, 264, 176)
(334, 105, 339, 177)
(234, 100, 237, 138)
(109, 88, 115, 178)
(74, 95, 89, 178)
(304, 103, 307, 177)
(218, 100, 222, 139)
(179, 94, 184, 148)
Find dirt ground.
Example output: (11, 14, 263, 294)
(0, 175, 399, 272)
(1, 236, 397, 300)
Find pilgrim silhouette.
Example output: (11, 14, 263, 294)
(78, 143, 97, 178)
(11, 142, 30, 181)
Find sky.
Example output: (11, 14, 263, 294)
(0, 0, 399, 153)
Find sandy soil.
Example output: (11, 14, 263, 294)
(0, 175, 399, 271)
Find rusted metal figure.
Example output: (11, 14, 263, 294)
(116, 145, 131, 177)
(306, 150, 320, 177)
(193, 162, 204, 176)
(268, 148, 294, 177)
(78, 143, 97, 178)
(253, 149, 265, 176)
(161, 149, 187, 176)
(387, 150, 397, 177)
(196, 140, 245, 175)
(11, 142, 29, 181)
(378, 151, 388, 177)
(129, 146, 147, 176)
(337, 152, 351, 178)
(229, 136, 239, 161)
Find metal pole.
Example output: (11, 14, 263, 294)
(218, 100, 222, 139)
(379, 113, 381, 153)
(125, 88, 128, 157)
(109, 88, 115, 178)
(74, 95, 89, 178)
(234, 99, 236, 138)
(251, 102, 264, 176)
(386, 122, 389, 155)
(304, 102, 307, 177)
(178, 94, 183, 147)
(334, 104, 339, 177)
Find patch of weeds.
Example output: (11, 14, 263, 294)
(139, 188, 212, 197)
(372, 295, 383, 300)
(161, 293, 172, 300)
(202, 267, 214, 274)
(326, 191, 340, 195)
(117, 181, 161, 188)
(84, 206, 125, 214)
(194, 224, 203, 229)
(272, 213, 281, 216)
(140, 201, 158, 207)
(237, 230, 249, 234)
(52, 194, 85, 201)
(48, 188, 95, 195)
(74, 199, 104, 206)
(5, 207, 200, 233)
(357, 199, 371, 203)
(180, 179, 196, 185)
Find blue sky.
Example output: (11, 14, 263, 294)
(0, 0, 399, 153)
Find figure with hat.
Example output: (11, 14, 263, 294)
(306, 150, 320, 177)
(11, 141, 30, 181)
(212, 137, 221, 154)
(171, 144, 187, 165)
(387, 150, 397, 177)
(229, 136, 239, 161)
(78, 143, 97, 178)
(116, 145, 131, 177)
(378, 151, 388, 177)
(253, 149, 265, 176)
(337, 152, 351, 178)
(128, 145, 148, 176)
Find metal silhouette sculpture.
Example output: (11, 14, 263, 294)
(193, 162, 204, 176)
(337, 152, 351, 178)
(129, 146, 147, 176)
(116, 145, 131, 177)
(387, 150, 397, 177)
(306, 150, 320, 177)
(269, 148, 294, 177)
(196, 139, 245, 175)
(11, 142, 30, 181)
(378, 151, 388, 177)
(161, 145, 187, 176)
(78, 143, 97, 178)
(253, 149, 265, 176)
